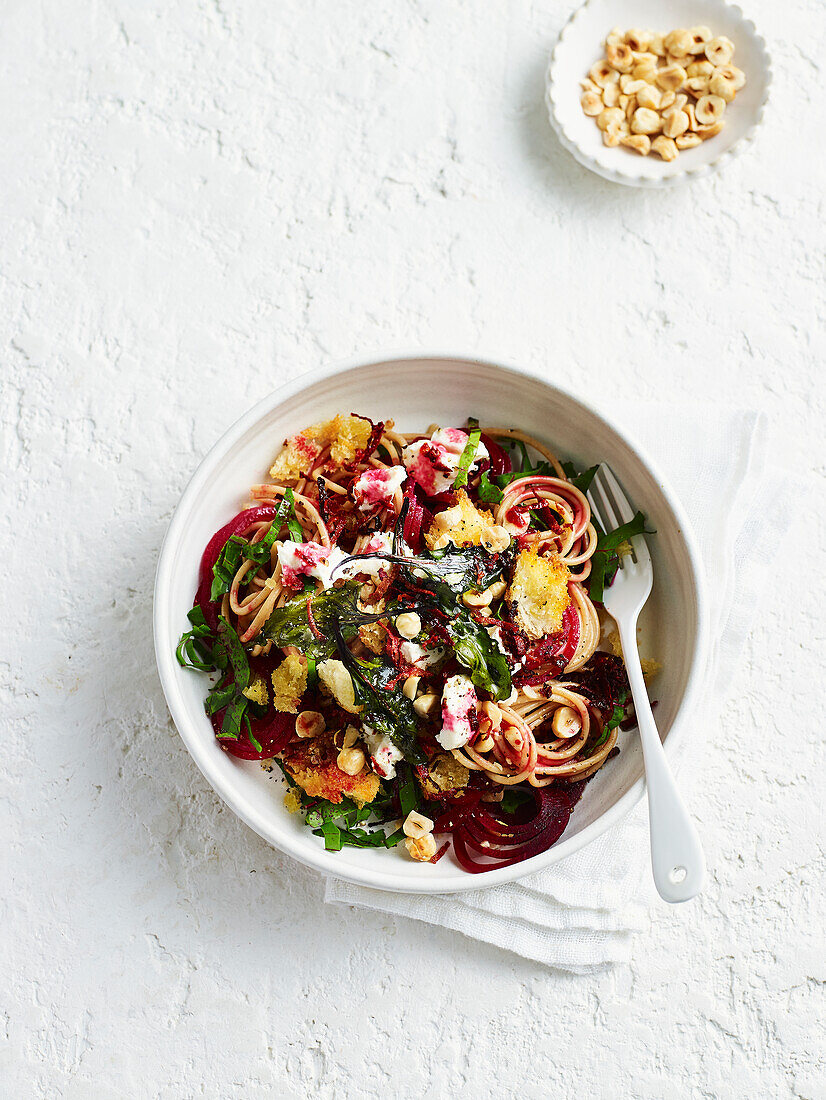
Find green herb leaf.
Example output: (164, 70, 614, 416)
(588, 512, 652, 602)
(318, 820, 342, 851)
(477, 469, 504, 504)
(597, 511, 649, 552)
(588, 550, 610, 603)
(514, 439, 532, 473)
(399, 543, 513, 598)
(305, 654, 317, 688)
(445, 613, 512, 701)
(245, 717, 263, 754)
(214, 616, 250, 691)
(565, 463, 599, 493)
(219, 694, 247, 740)
(284, 487, 303, 541)
(263, 580, 383, 661)
(495, 463, 552, 489)
(205, 680, 237, 714)
(176, 606, 218, 671)
(346, 655, 425, 763)
(452, 422, 482, 489)
(398, 768, 421, 817)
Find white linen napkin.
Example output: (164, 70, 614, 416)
(326, 406, 777, 973)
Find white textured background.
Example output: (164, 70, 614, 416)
(2, 0, 824, 1096)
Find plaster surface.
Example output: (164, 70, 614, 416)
(1, 1, 824, 1096)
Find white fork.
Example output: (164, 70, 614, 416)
(588, 464, 706, 903)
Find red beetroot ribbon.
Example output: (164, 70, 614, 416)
(437, 783, 586, 872)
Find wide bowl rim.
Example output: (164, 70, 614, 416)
(153, 351, 709, 893)
(545, 0, 773, 188)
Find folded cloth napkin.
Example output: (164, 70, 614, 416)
(326, 406, 778, 973)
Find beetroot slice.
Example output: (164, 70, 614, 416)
(438, 783, 587, 871)
(211, 708, 295, 760)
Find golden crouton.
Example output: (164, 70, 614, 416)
(281, 731, 381, 806)
(269, 420, 335, 481)
(358, 621, 386, 655)
(329, 414, 373, 466)
(424, 490, 496, 551)
(270, 653, 308, 713)
(269, 414, 373, 480)
(242, 675, 269, 706)
(317, 659, 361, 714)
(417, 752, 470, 798)
(508, 546, 571, 639)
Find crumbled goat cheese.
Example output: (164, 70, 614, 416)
(362, 724, 404, 779)
(352, 466, 407, 511)
(402, 427, 488, 496)
(437, 674, 477, 750)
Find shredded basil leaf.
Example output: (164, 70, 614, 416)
(588, 513, 652, 602)
(245, 717, 263, 754)
(318, 820, 342, 851)
(495, 462, 553, 488)
(452, 421, 482, 489)
(214, 616, 250, 691)
(398, 767, 421, 817)
(205, 681, 237, 714)
(588, 550, 610, 603)
(219, 694, 247, 740)
(300, 790, 403, 851)
(176, 606, 217, 671)
(284, 487, 303, 541)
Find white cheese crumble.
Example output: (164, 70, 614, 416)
(362, 724, 403, 780)
(402, 427, 488, 496)
(276, 540, 348, 590)
(337, 531, 394, 580)
(400, 640, 445, 670)
(437, 674, 478, 750)
(352, 465, 407, 511)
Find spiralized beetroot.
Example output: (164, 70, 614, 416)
(434, 782, 586, 872)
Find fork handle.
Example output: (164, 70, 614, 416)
(618, 622, 706, 903)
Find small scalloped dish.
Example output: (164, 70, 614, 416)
(546, 0, 771, 187)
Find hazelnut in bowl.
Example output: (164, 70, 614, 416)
(545, 0, 772, 186)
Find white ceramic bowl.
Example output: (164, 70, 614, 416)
(546, 0, 772, 187)
(154, 354, 708, 893)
